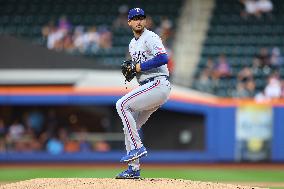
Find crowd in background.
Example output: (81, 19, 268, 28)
(41, 15, 112, 55)
(41, 5, 175, 56)
(40, 5, 175, 74)
(0, 108, 112, 154)
(195, 46, 284, 99)
(193, 0, 284, 99)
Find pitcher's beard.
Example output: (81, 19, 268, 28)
(133, 27, 144, 34)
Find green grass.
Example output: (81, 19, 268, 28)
(0, 168, 118, 181)
(143, 169, 284, 182)
(0, 167, 283, 182)
(0, 167, 283, 188)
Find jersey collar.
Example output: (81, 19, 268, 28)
(134, 28, 147, 41)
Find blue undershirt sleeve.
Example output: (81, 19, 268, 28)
(140, 54, 168, 71)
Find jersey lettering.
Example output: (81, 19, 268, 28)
(132, 51, 147, 63)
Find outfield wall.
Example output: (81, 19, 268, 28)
(0, 86, 283, 162)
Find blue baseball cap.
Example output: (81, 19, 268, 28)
(128, 8, 146, 20)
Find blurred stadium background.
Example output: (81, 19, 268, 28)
(0, 0, 284, 188)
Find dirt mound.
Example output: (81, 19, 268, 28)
(0, 178, 267, 189)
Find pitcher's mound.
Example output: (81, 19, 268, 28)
(0, 178, 267, 189)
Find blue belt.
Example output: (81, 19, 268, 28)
(139, 75, 169, 86)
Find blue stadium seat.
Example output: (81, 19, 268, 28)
(194, 0, 284, 97)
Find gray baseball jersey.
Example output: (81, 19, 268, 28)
(129, 28, 169, 83)
(116, 28, 171, 171)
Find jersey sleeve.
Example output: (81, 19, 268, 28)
(145, 34, 167, 56)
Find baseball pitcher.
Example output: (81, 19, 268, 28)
(116, 8, 171, 179)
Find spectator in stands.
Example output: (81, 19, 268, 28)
(257, 0, 273, 16)
(213, 54, 232, 79)
(146, 16, 155, 31)
(251, 57, 262, 75)
(77, 127, 92, 152)
(240, 0, 273, 18)
(65, 139, 80, 153)
(41, 20, 56, 44)
(1, 107, 116, 153)
(245, 79, 256, 97)
(256, 47, 271, 68)
(58, 15, 72, 33)
(205, 57, 215, 76)
(232, 82, 250, 98)
(38, 131, 49, 150)
(254, 90, 269, 102)
(0, 118, 6, 152)
(7, 119, 25, 141)
(47, 27, 66, 51)
(112, 5, 129, 29)
(270, 47, 283, 71)
(23, 126, 42, 152)
(237, 66, 256, 97)
(73, 26, 86, 53)
(238, 66, 254, 83)
(25, 109, 44, 136)
(79, 140, 92, 152)
(62, 33, 75, 54)
(264, 74, 282, 99)
(195, 69, 213, 94)
(156, 17, 173, 47)
(58, 127, 69, 144)
(44, 17, 110, 55)
(281, 80, 284, 98)
(85, 26, 100, 54)
(73, 26, 100, 54)
(204, 57, 220, 92)
(6, 119, 26, 151)
(45, 16, 74, 53)
(0, 118, 6, 139)
(46, 136, 64, 154)
(98, 26, 112, 49)
(240, 0, 260, 18)
(94, 141, 110, 152)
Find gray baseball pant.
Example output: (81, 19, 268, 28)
(116, 76, 171, 170)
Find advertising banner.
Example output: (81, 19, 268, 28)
(236, 103, 272, 161)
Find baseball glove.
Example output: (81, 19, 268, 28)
(121, 60, 137, 82)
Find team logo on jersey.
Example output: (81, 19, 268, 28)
(154, 46, 163, 51)
(154, 46, 165, 55)
(132, 51, 147, 63)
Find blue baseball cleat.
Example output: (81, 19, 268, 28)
(115, 166, 140, 179)
(120, 146, 147, 163)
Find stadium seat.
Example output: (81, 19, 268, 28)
(193, 0, 284, 97)
(0, 0, 183, 67)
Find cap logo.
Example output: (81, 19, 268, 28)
(135, 8, 140, 12)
